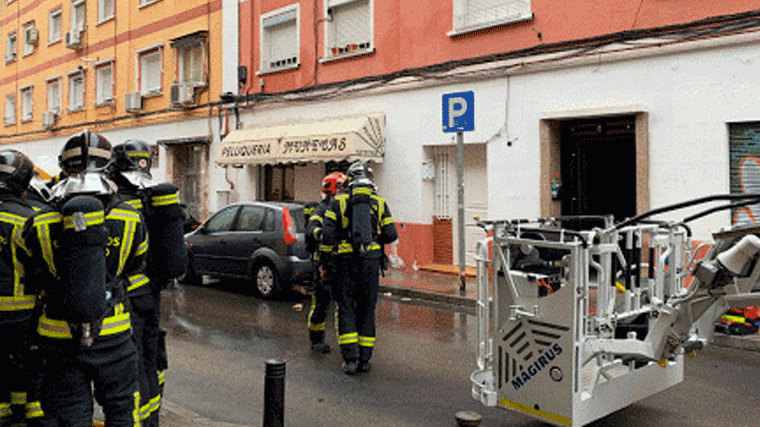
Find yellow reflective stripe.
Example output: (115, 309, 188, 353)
(304, 207, 314, 215)
(352, 187, 372, 196)
(309, 215, 323, 224)
(324, 210, 337, 221)
(338, 332, 358, 345)
(380, 217, 394, 227)
(337, 242, 353, 254)
(100, 311, 131, 336)
(127, 273, 150, 292)
(158, 370, 165, 385)
(0, 295, 35, 311)
(132, 391, 141, 427)
(139, 402, 151, 421)
(149, 394, 161, 416)
(0, 211, 26, 226)
(26, 400, 44, 419)
(129, 152, 150, 159)
(107, 209, 139, 276)
(34, 211, 62, 226)
(0, 402, 9, 417)
(151, 193, 179, 207)
(125, 199, 144, 210)
(373, 194, 385, 219)
(37, 314, 73, 339)
(338, 196, 349, 228)
(358, 336, 376, 347)
(34, 213, 61, 278)
(107, 208, 141, 222)
(319, 244, 333, 253)
(63, 211, 105, 229)
(10, 391, 26, 405)
(136, 237, 148, 256)
(722, 314, 746, 323)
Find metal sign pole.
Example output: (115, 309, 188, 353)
(457, 131, 466, 292)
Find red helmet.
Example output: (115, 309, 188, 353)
(321, 172, 346, 197)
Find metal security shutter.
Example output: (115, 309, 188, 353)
(433, 147, 452, 219)
(328, 0, 370, 49)
(729, 122, 760, 224)
(460, 0, 530, 28)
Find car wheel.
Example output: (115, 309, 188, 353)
(180, 255, 203, 286)
(253, 262, 278, 298)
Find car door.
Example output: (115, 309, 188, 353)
(191, 205, 240, 275)
(223, 204, 268, 276)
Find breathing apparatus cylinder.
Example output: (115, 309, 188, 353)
(146, 183, 187, 281)
(350, 184, 375, 255)
(59, 195, 109, 323)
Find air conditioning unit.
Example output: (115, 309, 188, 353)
(170, 82, 195, 107)
(41, 111, 57, 129)
(125, 92, 143, 113)
(25, 27, 39, 46)
(65, 28, 83, 50)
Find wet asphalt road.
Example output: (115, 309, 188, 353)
(159, 281, 760, 427)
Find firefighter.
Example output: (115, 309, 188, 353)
(22, 130, 147, 426)
(322, 161, 397, 375)
(305, 172, 347, 354)
(0, 150, 48, 426)
(108, 139, 187, 426)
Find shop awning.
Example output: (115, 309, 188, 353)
(216, 113, 385, 166)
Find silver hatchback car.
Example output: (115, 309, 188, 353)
(182, 201, 314, 298)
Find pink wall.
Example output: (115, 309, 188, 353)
(240, 0, 760, 94)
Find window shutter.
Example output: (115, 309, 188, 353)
(329, 0, 370, 48)
(266, 20, 297, 64)
(461, 0, 530, 28)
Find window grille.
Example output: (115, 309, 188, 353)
(434, 147, 452, 219)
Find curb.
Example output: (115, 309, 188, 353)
(378, 284, 476, 309)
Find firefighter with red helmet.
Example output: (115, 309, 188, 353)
(0, 149, 49, 426)
(108, 138, 187, 426)
(305, 172, 347, 353)
(22, 130, 147, 425)
(322, 161, 397, 374)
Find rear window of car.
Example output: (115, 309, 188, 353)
(291, 207, 306, 232)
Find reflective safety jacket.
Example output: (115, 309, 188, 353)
(22, 197, 148, 349)
(306, 198, 332, 262)
(0, 193, 38, 322)
(322, 186, 397, 259)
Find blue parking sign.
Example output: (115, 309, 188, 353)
(442, 91, 474, 133)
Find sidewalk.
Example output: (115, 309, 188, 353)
(154, 265, 760, 426)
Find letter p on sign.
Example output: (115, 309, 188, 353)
(442, 91, 474, 133)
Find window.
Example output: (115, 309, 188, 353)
(139, 0, 161, 7)
(138, 47, 162, 95)
(236, 206, 266, 232)
(49, 9, 62, 44)
(20, 86, 33, 122)
(95, 61, 114, 104)
(71, 0, 86, 32)
(22, 24, 38, 56)
(4, 95, 15, 125)
(46, 78, 62, 113)
(451, 0, 532, 34)
(6, 32, 17, 62)
(260, 5, 299, 72)
(171, 32, 207, 85)
(98, 0, 114, 23)
(325, 0, 372, 57)
(205, 206, 238, 233)
(68, 71, 85, 111)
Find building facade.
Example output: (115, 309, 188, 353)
(0, 0, 232, 221)
(216, 0, 760, 271)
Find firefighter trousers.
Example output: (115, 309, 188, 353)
(0, 320, 49, 426)
(334, 256, 381, 363)
(131, 291, 161, 427)
(41, 337, 140, 427)
(308, 266, 334, 344)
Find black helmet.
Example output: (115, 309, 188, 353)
(112, 139, 152, 173)
(347, 161, 373, 186)
(58, 129, 113, 176)
(0, 149, 34, 196)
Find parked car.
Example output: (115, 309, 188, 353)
(182, 201, 314, 298)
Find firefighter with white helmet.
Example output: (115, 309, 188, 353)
(322, 161, 397, 374)
(305, 171, 347, 353)
(22, 130, 147, 425)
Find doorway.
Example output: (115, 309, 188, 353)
(172, 143, 204, 220)
(559, 116, 637, 226)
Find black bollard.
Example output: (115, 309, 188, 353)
(263, 359, 286, 427)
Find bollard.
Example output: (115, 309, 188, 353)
(454, 410, 482, 427)
(263, 359, 286, 427)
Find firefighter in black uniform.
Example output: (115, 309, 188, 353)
(0, 150, 48, 426)
(108, 139, 187, 427)
(305, 172, 346, 353)
(22, 130, 147, 426)
(323, 161, 397, 374)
